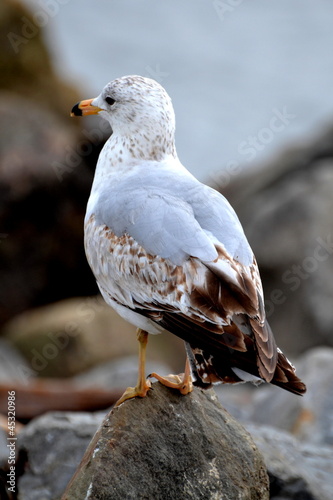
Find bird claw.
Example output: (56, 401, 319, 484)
(149, 371, 193, 395)
(114, 379, 152, 407)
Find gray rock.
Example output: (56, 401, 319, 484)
(0, 91, 95, 328)
(16, 378, 333, 500)
(3, 297, 185, 379)
(247, 424, 333, 500)
(220, 125, 333, 355)
(17, 411, 104, 500)
(0, 423, 8, 470)
(63, 383, 269, 500)
(3, 297, 136, 378)
(221, 347, 333, 446)
(74, 355, 174, 391)
(0, 338, 33, 384)
(1, 0, 79, 120)
(294, 347, 333, 445)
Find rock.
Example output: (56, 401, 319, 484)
(17, 411, 105, 500)
(3, 297, 136, 378)
(248, 347, 333, 446)
(3, 296, 186, 378)
(294, 347, 333, 445)
(216, 347, 333, 447)
(13, 392, 333, 500)
(0, 338, 32, 384)
(217, 124, 333, 355)
(0, 357, 177, 420)
(63, 383, 269, 500)
(1, 0, 79, 120)
(0, 91, 96, 326)
(74, 355, 174, 391)
(247, 424, 333, 500)
(0, 0, 103, 326)
(0, 416, 9, 470)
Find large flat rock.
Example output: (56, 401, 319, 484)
(62, 383, 269, 500)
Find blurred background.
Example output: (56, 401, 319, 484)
(1, 0, 333, 496)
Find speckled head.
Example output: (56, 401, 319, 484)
(72, 75, 175, 139)
(71, 75, 177, 160)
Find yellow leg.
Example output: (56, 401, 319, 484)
(149, 357, 193, 395)
(114, 329, 151, 407)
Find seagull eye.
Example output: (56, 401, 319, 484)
(105, 96, 116, 106)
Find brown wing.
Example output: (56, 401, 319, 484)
(134, 250, 305, 394)
(130, 245, 281, 385)
(85, 218, 305, 395)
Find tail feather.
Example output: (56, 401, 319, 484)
(142, 307, 307, 396)
(270, 350, 306, 396)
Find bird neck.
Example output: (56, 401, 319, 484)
(106, 129, 177, 164)
(91, 130, 178, 186)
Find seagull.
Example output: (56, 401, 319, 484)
(71, 75, 306, 405)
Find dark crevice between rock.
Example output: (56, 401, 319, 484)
(268, 471, 316, 500)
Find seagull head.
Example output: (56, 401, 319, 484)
(71, 75, 176, 157)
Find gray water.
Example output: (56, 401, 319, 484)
(22, 0, 333, 181)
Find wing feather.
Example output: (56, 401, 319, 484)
(85, 214, 278, 383)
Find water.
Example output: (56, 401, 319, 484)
(22, 0, 333, 180)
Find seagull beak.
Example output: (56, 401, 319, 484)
(70, 98, 102, 117)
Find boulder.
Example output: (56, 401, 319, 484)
(17, 411, 105, 500)
(0, 338, 31, 384)
(247, 347, 333, 446)
(1, 0, 79, 120)
(14, 382, 333, 500)
(74, 355, 174, 391)
(0, 0, 104, 326)
(216, 347, 333, 447)
(248, 424, 333, 500)
(63, 383, 269, 500)
(3, 296, 185, 378)
(217, 124, 333, 355)
(2, 297, 137, 378)
(0, 91, 96, 327)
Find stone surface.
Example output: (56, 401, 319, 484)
(248, 424, 333, 500)
(0, 338, 32, 384)
(0, 417, 9, 471)
(17, 411, 105, 500)
(216, 347, 333, 446)
(63, 383, 269, 500)
(2, 296, 186, 378)
(293, 347, 333, 445)
(1, 0, 79, 120)
(10, 380, 333, 500)
(3, 297, 136, 378)
(219, 125, 333, 355)
(0, 0, 102, 327)
(74, 355, 174, 391)
(0, 91, 96, 327)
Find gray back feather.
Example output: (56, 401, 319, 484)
(93, 162, 253, 266)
